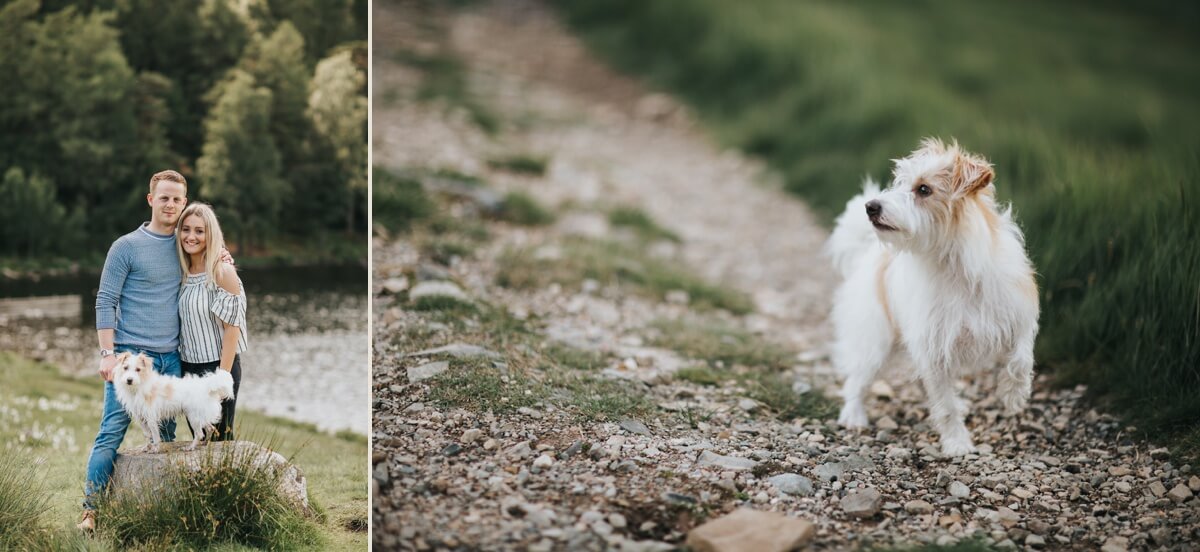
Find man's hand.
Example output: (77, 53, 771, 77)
(220, 247, 235, 266)
(98, 355, 118, 382)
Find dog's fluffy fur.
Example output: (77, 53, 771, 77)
(826, 138, 1039, 456)
(112, 352, 235, 452)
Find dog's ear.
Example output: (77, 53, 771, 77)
(115, 351, 131, 365)
(953, 150, 994, 196)
(136, 354, 153, 371)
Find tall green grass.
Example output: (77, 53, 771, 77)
(96, 443, 321, 550)
(0, 455, 54, 550)
(554, 0, 1200, 448)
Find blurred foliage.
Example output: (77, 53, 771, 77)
(0, 0, 366, 266)
(555, 0, 1200, 448)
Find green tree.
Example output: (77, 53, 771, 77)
(196, 69, 287, 252)
(263, 0, 358, 61)
(308, 49, 366, 232)
(0, 168, 80, 258)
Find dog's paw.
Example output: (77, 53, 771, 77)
(837, 404, 870, 429)
(939, 437, 977, 457)
(997, 383, 1030, 415)
(183, 443, 197, 451)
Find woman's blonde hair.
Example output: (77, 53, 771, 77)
(175, 202, 226, 288)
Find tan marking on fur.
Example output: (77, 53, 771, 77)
(876, 249, 896, 334)
(143, 385, 157, 405)
(161, 383, 174, 400)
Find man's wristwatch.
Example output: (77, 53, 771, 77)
(99, 349, 114, 358)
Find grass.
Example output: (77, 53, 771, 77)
(488, 154, 549, 176)
(649, 319, 793, 370)
(402, 301, 657, 423)
(96, 443, 321, 550)
(608, 206, 681, 243)
(395, 48, 499, 133)
(0, 352, 366, 551)
(500, 191, 556, 226)
(0, 454, 55, 549)
(554, 0, 1200, 460)
(373, 166, 434, 232)
(496, 238, 753, 314)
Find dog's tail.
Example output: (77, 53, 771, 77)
(207, 369, 236, 401)
(825, 178, 882, 278)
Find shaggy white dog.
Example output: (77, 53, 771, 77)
(112, 352, 235, 453)
(826, 138, 1039, 456)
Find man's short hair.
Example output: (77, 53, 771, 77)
(149, 170, 187, 194)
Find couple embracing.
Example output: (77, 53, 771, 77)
(77, 170, 249, 531)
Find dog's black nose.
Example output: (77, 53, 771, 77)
(865, 200, 882, 217)
(126, 378, 133, 385)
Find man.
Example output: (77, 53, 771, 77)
(78, 170, 188, 531)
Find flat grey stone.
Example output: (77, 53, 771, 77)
(407, 361, 449, 383)
(841, 488, 882, 518)
(813, 462, 845, 482)
(767, 474, 814, 496)
(406, 343, 501, 359)
(409, 280, 468, 302)
(619, 419, 651, 436)
(697, 451, 758, 472)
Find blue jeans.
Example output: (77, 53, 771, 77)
(82, 347, 180, 510)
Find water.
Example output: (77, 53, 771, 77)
(0, 265, 368, 435)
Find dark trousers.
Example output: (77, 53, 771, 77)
(180, 355, 241, 441)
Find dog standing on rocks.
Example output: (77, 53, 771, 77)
(825, 138, 1039, 456)
(112, 352, 235, 453)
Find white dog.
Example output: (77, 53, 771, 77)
(111, 352, 235, 453)
(826, 138, 1039, 456)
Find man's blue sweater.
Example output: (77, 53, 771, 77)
(95, 223, 181, 352)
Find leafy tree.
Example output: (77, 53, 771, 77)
(264, 0, 358, 61)
(308, 49, 367, 232)
(196, 69, 287, 252)
(0, 168, 81, 257)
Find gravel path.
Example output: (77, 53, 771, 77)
(371, 2, 1200, 550)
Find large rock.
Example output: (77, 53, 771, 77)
(686, 508, 815, 552)
(112, 441, 310, 513)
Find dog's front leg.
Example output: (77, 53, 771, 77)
(919, 368, 976, 456)
(145, 416, 162, 454)
(134, 415, 157, 453)
(997, 333, 1035, 415)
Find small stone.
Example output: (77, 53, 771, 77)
(665, 289, 690, 304)
(737, 398, 759, 412)
(483, 439, 498, 451)
(697, 451, 758, 472)
(948, 481, 970, 498)
(406, 342, 500, 359)
(1101, 536, 1128, 552)
(1167, 483, 1193, 503)
(685, 508, 815, 552)
(619, 419, 651, 436)
(841, 488, 882, 518)
(1108, 466, 1132, 477)
(517, 407, 542, 419)
(441, 443, 462, 456)
(813, 462, 845, 482)
(887, 447, 912, 460)
(461, 429, 483, 443)
(767, 474, 814, 497)
(876, 416, 899, 430)
(1025, 534, 1046, 548)
(869, 380, 893, 399)
(1011, 487, 1034, 500)
(1150, 527, 1173, 545)
(1114, 481, 1132, 493)
(1189, 475, 1200, 492)
(381, 276, 409, 294)
(1149, 448, 1171, 460)
(608, 513, 627, 529)
(996, 507, 1020, 528)
(938, 513, 961, 527)
(904, 500, 933, 514)
(1149, 481, 1167, 497)
(407, 361, 449, 383)
(533, 454, 554, 469)
(409, 281, 469, 302)
(1028, 520, 1051, 535)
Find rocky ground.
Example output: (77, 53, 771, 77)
(370, 1, 1200, 550)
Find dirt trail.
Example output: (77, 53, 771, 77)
(371, 2, 1198, 551)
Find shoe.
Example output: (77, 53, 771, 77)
(76, 509, 96, 532)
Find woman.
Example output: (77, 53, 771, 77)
(175, 202, 247, 442)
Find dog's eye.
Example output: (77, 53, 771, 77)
(916, 184, 932, 197)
